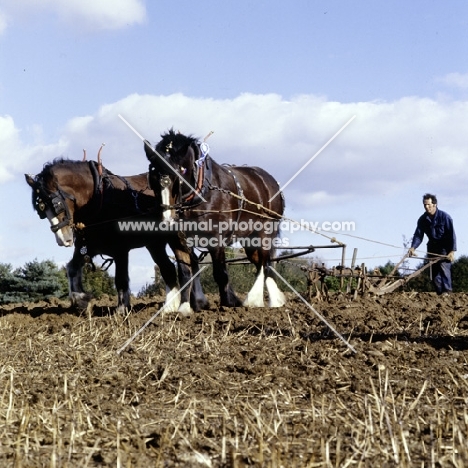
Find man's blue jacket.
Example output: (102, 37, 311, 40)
(411, 209, 456, 255)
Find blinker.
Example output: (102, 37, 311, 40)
(36, 199, 47, 219)
(160, 175, 171, 188)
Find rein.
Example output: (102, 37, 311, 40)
(36, 161, 152, 233)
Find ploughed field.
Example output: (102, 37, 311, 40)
(1, 292, 468, 467)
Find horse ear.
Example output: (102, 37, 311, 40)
(25, 174, 35, 187)
(143, 140, 155, 161)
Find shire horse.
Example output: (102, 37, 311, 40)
(144, 129, 286, 313)
(25, 156, 208, 313)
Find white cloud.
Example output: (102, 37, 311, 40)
(0, 115, 27, 183)
(52, 0, 147, 31)
(9, 92, 468, 208)
(5, 92, 468, 283)
(437, 72, 468, 90)
(59, 94, 468, 202)
(0, 114, 68, 183)
(0, 0, 146, 32)
(0, 9, 9, 34)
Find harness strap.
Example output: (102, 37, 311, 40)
(178, 144, 212, 209)
(221, 166, 245, 244)
(88, 160, 144, 214)
(184, 159, 206, 203)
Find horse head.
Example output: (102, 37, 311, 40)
(144, 129, 202, 224)
(25, 160, 93, 247)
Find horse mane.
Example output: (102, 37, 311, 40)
(39, 157, 84, 176)
(33, 158, 113, 198)
(158, 128, 199, 153)
(39, 158, 114, 179)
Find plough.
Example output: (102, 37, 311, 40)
(299, 253, 440, 300)
(267, 246, 441, 301)
(196, 242, 440, 300)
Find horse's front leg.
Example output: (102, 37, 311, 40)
(171, 247, 194, 317)
(189, 250, 209, 311)
(66, 248, 91, 309)
(114, 252, 131, 314)
(209, 247, 242, 307)
(146, 242, 181, 313)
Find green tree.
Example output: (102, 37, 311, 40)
(375, 260, 402, 277)
(0, 263, 15, 298)
(80, 266, 116, 298)
(0, 259, 66, 304)
(138, 265, 165, 298)
(452, 255, 468, 292)
(405, 255, 468, 293)
(406, 259, 435, 293)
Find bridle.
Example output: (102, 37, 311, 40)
(32, 181, 76, 233)
(149, 141, 210, 212)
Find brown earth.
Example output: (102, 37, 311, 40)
(1, 291, 468, 467)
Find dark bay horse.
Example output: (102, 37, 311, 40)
(25, 158, 208, 313)
(144, 129, 286, 311)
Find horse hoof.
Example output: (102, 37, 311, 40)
(243, 295, 265, 308)
(266, 278, 286, 307)
(268, 297, 286, 307)
(116, 305, 131, 316)
(191, 298, 210, 311)
(70, 292, 90, 309)
(177, 302, 193, 318)
(163, 287, 181, 313)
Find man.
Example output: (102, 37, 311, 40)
(408, 193, 456, 295)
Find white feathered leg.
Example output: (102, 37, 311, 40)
(243, 267, 265, 307)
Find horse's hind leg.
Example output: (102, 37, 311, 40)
(210, 247, 242, 307)
(243, 264, 265, 307)
(243, 247, 285, 308)
(66, 248, 91, 309)
(242, 248, 266, 307)
(265, 263, 286, 307)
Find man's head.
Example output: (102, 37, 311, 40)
(422, 193, 437, 216)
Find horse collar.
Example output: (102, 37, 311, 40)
(179, 143, 212, 207)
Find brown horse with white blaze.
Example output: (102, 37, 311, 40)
(25, 158, 208, 313)
(144, 129, 286, 313)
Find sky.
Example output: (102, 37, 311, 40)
(1, 0, 468, 294)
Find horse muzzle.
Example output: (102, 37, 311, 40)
(48, 215, 74, 247)
(159, 176, 177, 224)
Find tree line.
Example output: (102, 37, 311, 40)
(0, 259, 115, 304)
(2, 254, 468, 304)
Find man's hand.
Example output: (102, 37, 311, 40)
(447, 251, 455, 262)
(408, 247, 416, 257)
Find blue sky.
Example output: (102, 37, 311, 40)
(1, 0, 468, 293)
